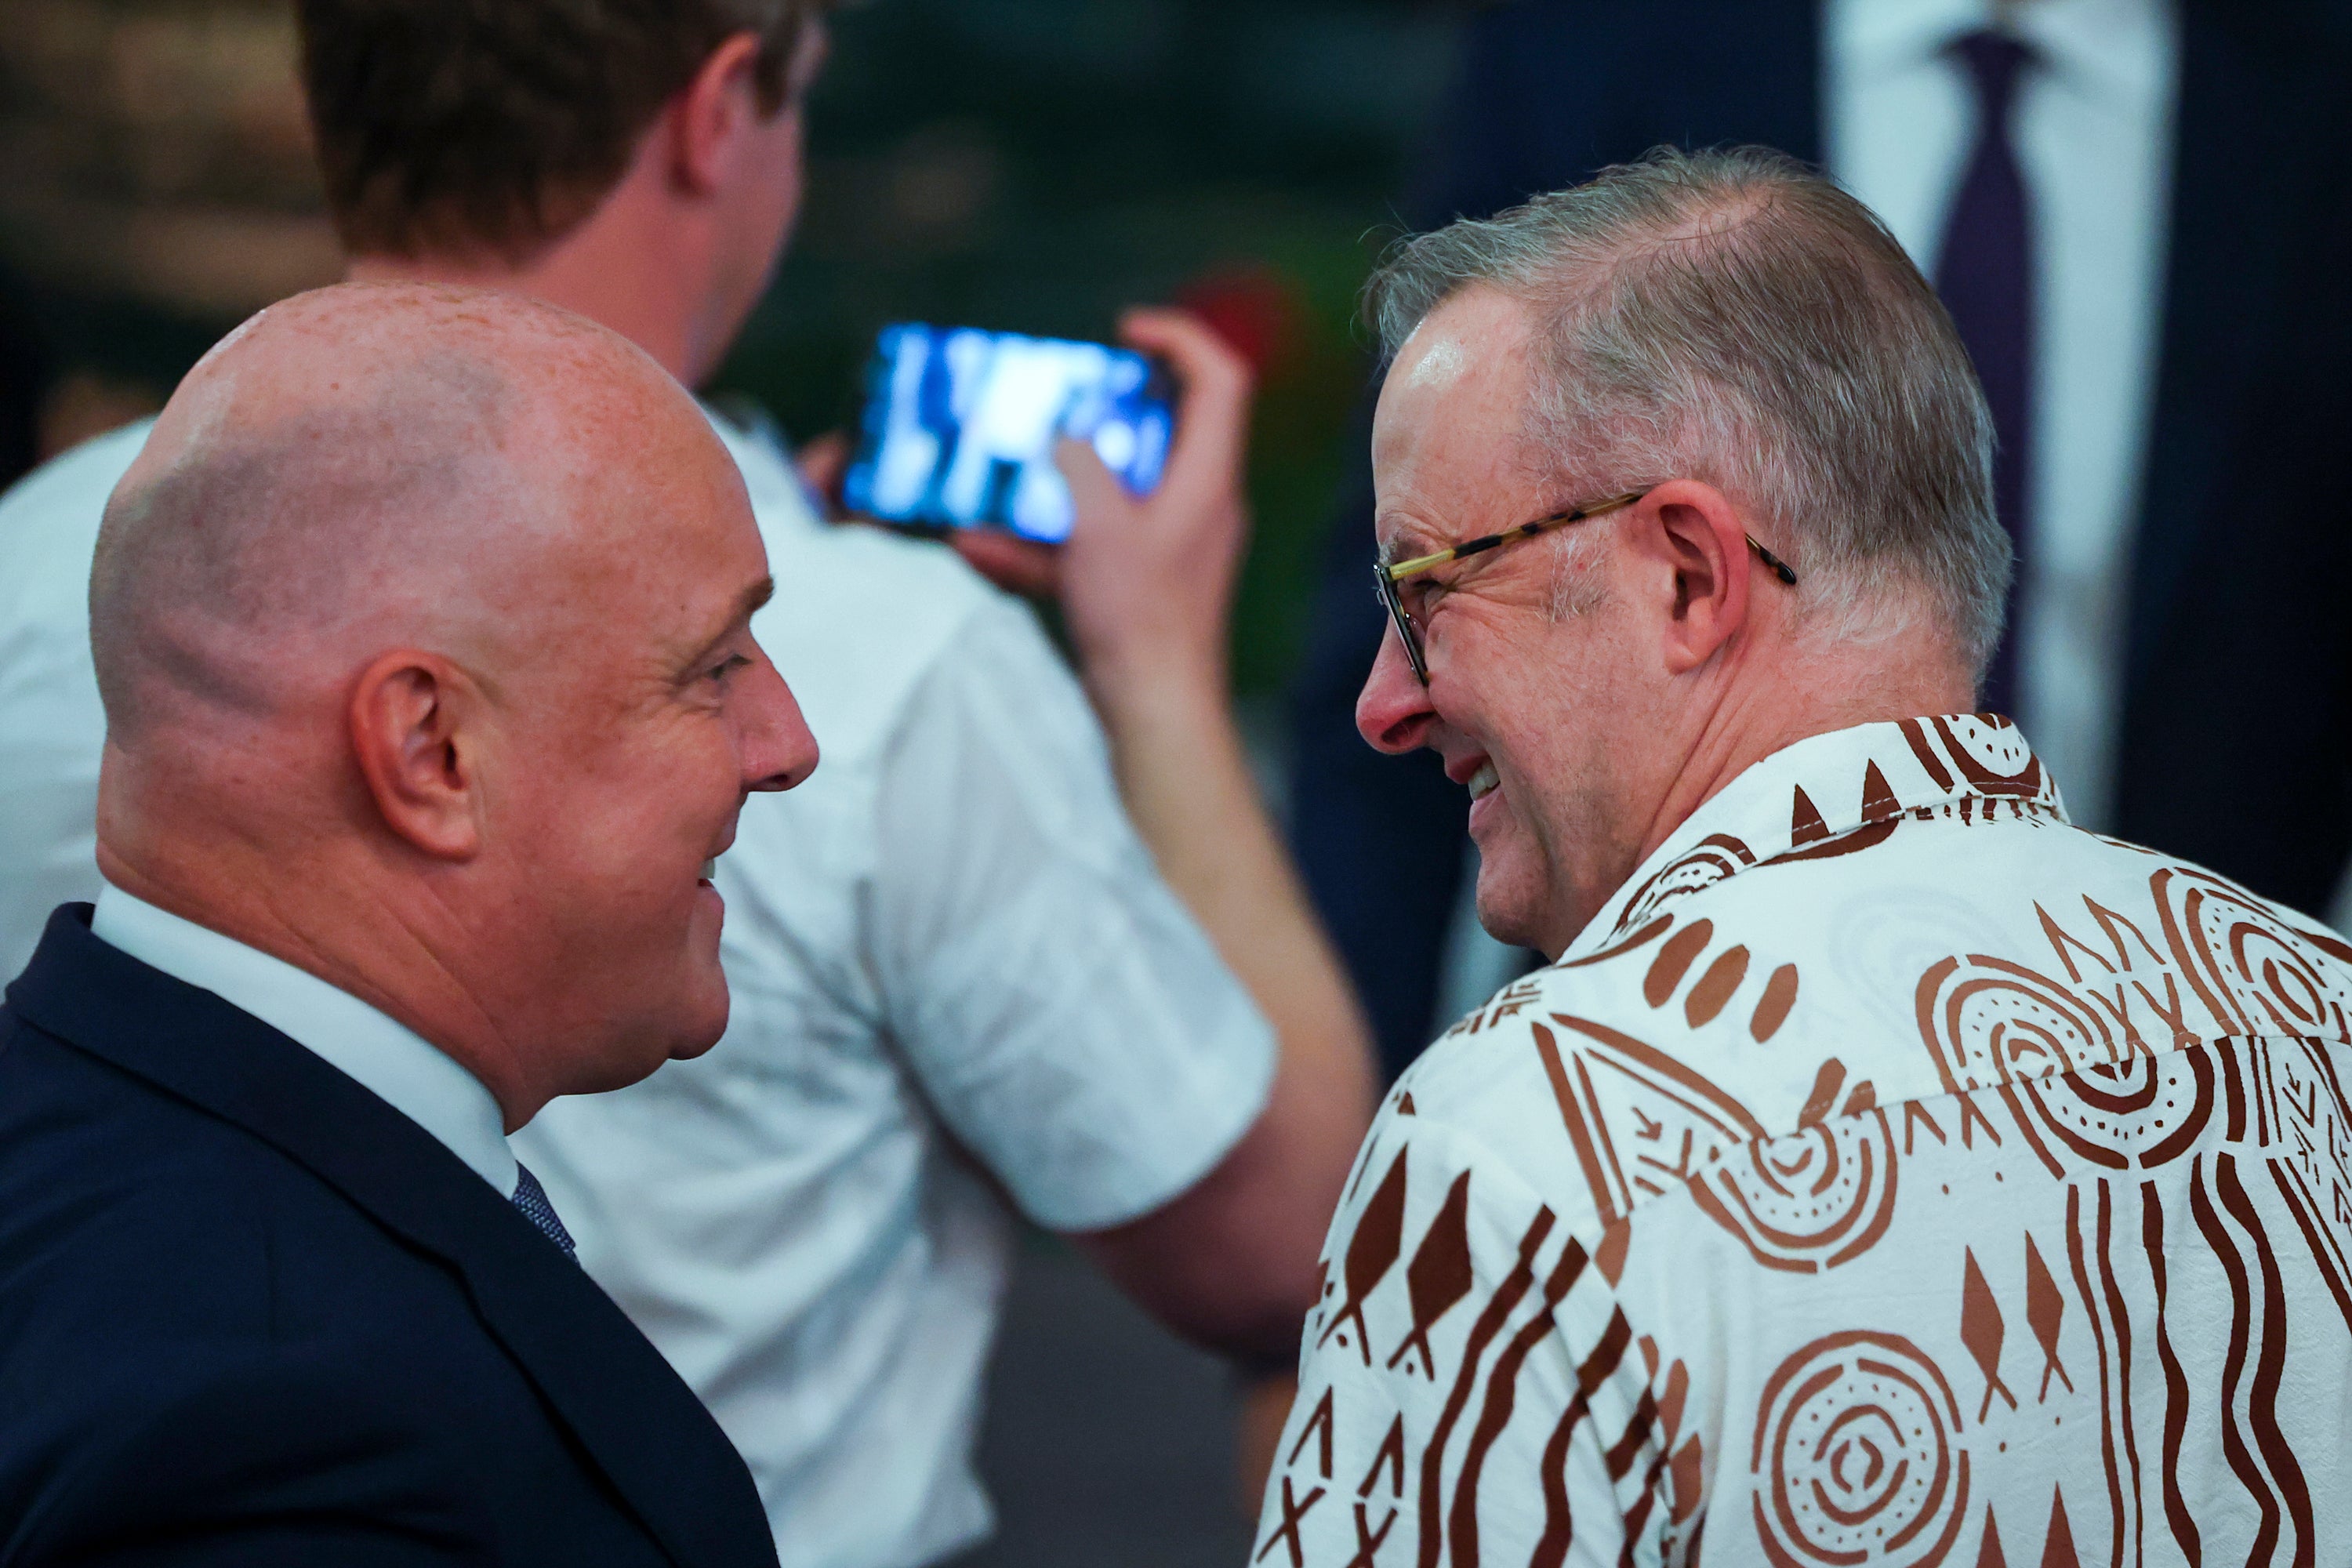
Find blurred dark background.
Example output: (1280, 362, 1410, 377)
(0, 2, 339, 465)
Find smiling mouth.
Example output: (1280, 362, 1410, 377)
(1468, 761, 1499, 801)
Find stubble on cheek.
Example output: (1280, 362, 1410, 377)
(1509, 709, 1643, 950)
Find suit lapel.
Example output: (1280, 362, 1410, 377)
(5, 909, 776, 1568)
(2125, 1, 2324, 695)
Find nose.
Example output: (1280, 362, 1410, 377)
(1356, 626, 1436, 755)
(740, 653, 820, 793)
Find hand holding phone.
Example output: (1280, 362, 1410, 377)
(842, 325, 1175, 544)
(1050, 307, 1254, 693)
(843, 308, 1252, 693)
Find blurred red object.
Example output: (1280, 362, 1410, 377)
(1173, 265, 1307, 381)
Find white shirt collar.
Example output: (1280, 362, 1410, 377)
(1571, 715, 2067, 956)
(90, 884, 520, 1197)
(1835, 0, 1980, 71)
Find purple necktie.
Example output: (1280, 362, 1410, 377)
(1933, 29, 2036, 717)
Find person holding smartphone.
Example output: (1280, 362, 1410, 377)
(0, 4, 1375, 1566)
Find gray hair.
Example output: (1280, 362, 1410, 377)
(1367, 145, 2011, 675)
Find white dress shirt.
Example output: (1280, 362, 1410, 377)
(88, 883, 518, 1195)
(1826, 0, 2180, 830)
(0, 410, 1276, 1568)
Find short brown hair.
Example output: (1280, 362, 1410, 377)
(298, 0, 818, 263)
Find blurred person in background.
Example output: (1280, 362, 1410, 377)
(1256, 144, 2352, 1568)
(2, 282, 801, 1566)
(1290, 0, 2352, 1082)
(0, 2, 1375, 1564)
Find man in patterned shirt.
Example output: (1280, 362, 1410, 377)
(1254, 145, 2352, 1567)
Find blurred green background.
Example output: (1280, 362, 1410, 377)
(0, 0, 1465, 700)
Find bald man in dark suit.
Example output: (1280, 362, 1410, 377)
(0, 281, 816, 1566)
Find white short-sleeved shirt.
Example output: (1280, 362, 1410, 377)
(0, 422, 148, 982)
(0, 413, 1278, 1568)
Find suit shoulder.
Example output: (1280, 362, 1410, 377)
(0, 1022, 512, 1556)
(0, 1019, 693, 1567)
(0, 1013, 487, 1353)
(0, 1017, 278, 1327)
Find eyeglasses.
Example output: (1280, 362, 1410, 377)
(1371, 488, 1800, 684)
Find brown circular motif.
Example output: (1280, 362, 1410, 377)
(1934, 715, 2041, 796)
(1915, 954, 2119, 1095)
(2154, 868, 2352, 1045)
(1750, 1331, 1969, 1568)
(1694, 1112, 1899, 1272)
(1615, 833, 1757, 935)
(2014, 1049, 2215, 1170)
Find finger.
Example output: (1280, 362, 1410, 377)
(949, 529, 1063, 598)
(1054, 434, 1135, 541)
(1118, 307, 1254, 403)
(1117, 308, 1252, 492)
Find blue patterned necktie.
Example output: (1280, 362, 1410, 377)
(1933, 27, 2037, 718)
(510, 1162, 578, 1259)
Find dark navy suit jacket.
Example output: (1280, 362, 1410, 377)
(0, 906, 781, 1568)
(1290, 0, 2352, 1080)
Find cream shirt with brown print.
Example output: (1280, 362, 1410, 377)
(1254, 715, 2352, 1568)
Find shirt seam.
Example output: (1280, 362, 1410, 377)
(1584, 1026, 2326, 1236)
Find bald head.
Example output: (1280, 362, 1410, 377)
(91, 281, 818, 1125)
(91, 283, 704, 743)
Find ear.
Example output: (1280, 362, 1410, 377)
(347, 651, 488, 861)
(666, 31, 769, 196)
(1627, 478, 1756, 676)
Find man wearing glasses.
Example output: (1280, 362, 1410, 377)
(1254, 146, 2352, 1566)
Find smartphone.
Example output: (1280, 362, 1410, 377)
(841, 323, 1174, 545)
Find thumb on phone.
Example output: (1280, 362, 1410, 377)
(1053, 430, 1232, 686)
